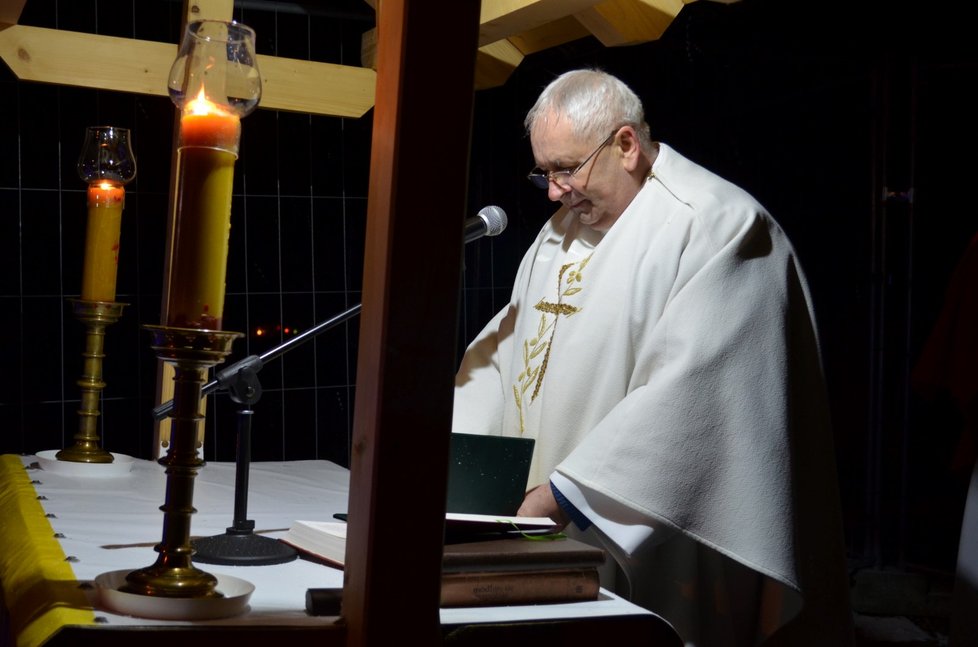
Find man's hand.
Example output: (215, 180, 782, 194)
(517, 482, 569, 530)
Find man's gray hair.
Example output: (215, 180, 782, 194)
(524, 68, 652, 151)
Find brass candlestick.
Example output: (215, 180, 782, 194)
(57, 126, 136, 464)
(56, 299, 128, 463)
(123, 325, 241, 598)
(121, 19, 259, 601)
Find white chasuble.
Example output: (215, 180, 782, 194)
(453, 144, 853, 646)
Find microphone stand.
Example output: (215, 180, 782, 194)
(191, 359, 299, 565)
(162, 302, 361, 566)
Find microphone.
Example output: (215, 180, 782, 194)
(464, 205, 507, 244)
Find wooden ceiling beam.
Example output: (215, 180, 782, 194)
(574, 0, 691, 47)
(478, 0, 603, 45)
(474, 39, 525, 90)
(507, 15, 592, 55)
(362, 0, 704, 91)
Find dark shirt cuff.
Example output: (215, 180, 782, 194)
(550, 481, 592, 530)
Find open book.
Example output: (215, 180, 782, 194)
(281, 512, 560, 569)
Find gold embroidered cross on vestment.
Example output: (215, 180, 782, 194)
(513, 253, 592, 435)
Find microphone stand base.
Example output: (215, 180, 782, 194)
(192, 531, 298, 566)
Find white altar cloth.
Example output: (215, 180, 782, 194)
(7, 454, 654, 633)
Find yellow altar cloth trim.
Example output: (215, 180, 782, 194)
(0, 455, 96, 647)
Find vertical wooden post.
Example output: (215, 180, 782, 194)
(342, 0, 481, 644)
(0, 0, 26, 24)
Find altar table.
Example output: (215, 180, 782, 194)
(0, 454, 678, 647)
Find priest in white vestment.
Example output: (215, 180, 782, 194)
(453, 69, 854, 646)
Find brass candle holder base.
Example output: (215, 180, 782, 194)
(57, 299, 127, 464)
(123, 325, 242, 599)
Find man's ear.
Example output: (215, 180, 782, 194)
(617, 126, 642, 172)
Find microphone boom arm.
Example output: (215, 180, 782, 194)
(152, 303, 362, 421)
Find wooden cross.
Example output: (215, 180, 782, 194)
(0, 0, 375, 117)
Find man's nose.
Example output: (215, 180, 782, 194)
(547, 180, 570, 201)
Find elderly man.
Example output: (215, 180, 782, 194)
(453, 68, 854, 646)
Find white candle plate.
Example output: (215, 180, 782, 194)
(35, 449, 135, 477)
(94, 569, 254, 620)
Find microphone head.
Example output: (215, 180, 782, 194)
(478, 205, 508, 237)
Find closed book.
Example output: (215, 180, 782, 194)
(442, 536, 606, 573)
(441, 512, 557, 540)
(440, 568, 601, 607)
(305, 568, 601, 612)
(281, 513, 563, 569)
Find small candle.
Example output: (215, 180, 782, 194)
(164, 90, 240, 330)
(81, 182, 125, 302)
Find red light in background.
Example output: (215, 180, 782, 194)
(252, 324, 300, 337)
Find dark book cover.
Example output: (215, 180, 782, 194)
(440, 568, 601, 607)
(442, 536, 606, 574)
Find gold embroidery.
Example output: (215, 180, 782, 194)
(535, 301, 580, 316)
(513, 253, 592, 435)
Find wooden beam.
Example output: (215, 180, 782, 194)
(479, 0, 602, 44)
(185, 0, 234, 20)
(363, 0, 701, 91)
(342, 0, 481, 644)
(361, 0, 601, 89)
(474, 38, 524, 89)
(0, 24, 375, 117)
(574, 0, 690, 47)
(508, 14, 592, 55)
(258, 55, 375, 117)
(0, 25, 174, 96)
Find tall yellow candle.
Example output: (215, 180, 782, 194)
(164, 90, 241, 330)
(81, 182, 125, 302)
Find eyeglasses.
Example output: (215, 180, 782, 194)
(526, 130, 618, 190)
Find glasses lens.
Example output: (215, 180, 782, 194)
(527, 171, 550, 190)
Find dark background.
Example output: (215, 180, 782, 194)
(1, 0, 975, 582)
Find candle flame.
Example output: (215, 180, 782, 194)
(186, 88, 232, 118)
